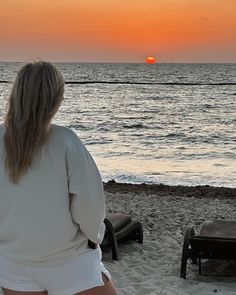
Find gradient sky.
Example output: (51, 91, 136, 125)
(0, 0, 236, 62)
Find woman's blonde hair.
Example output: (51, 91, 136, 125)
(4, 61, 64, 184)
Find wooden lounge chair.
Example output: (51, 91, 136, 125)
(101, 213, 143, 260)
(180, 219, 236, 279)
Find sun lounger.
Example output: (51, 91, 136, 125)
(102, 213, 143, 260)
(88, 213, 143, 260)
(180, 219, 236, 279)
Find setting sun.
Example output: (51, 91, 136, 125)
(146, 56, 156, 64)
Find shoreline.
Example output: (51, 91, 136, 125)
(104, 180, 236, 198)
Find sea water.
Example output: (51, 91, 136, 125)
(0, 62, 236, 187)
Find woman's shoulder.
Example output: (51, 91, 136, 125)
(51, 124, 83, 146)
(51, 125, 89, 162)
(51, 124, 75, 136)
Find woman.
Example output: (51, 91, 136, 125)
(0, 61, 118, 295)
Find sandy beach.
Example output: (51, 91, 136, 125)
(102, 181, 236, 295)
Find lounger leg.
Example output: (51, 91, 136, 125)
(180, 252, 188, 279)
(108, 233, 119, 261)
(137, 224, 143, 244)
(104, 218, 119, 261)
(180, 227, 195, 279)
(198, 258, 202, 275)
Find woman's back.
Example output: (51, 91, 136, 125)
(0, 124, 105, 266)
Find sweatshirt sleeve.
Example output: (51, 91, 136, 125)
(66, 130, 105, 244)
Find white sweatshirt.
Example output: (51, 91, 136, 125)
(0, 124, 105, 266)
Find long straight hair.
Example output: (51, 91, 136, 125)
(4, 61, 64, 184)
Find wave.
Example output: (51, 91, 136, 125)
(122, 123, 146, 129)
(0, 80, 10, 83)
(1, 80, 236, 86)
(65, 81, 236, 86)
(102, 173, 159, 185)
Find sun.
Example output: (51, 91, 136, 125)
(146, 56, 156, 64)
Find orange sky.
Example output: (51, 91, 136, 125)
(0, 0, 236, 62)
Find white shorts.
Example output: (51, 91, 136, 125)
(0, 248, 111, 295)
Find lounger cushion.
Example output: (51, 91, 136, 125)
(105, 213, 132, 232)
(200, 219, 236, 239)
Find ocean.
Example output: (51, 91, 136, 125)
(0, 62, 236, 188)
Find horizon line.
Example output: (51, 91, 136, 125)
(0, 60, 236, 64)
